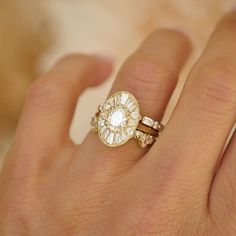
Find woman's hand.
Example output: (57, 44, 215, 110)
(0, 10, 236, 236)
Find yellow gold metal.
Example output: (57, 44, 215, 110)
(91, 91, 164, 148)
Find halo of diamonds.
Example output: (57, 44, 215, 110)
(97, 91, 141, 147)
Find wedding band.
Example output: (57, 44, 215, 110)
(91, 91, 164, 148)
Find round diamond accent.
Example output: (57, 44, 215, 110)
(108, 109, 127, 127)
(97, 91, 141, 147)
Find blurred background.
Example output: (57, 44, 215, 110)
(0, 0, 235, 167)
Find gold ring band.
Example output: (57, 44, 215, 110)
(136, 123, 160, 137)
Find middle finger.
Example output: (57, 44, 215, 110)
(149, 11, 236, 199)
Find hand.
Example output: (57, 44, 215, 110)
(0, 11, 236, 236)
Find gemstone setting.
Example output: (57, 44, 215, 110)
(97, 91, 141, 147)
(108, 109, 127, 127)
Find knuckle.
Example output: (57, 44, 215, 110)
(28, 77, 52, 97)
(192, 60, 236, 118)
(120, 58, 175, 102)
(26, 76, 61, 107)
(122, 58, 174, 85)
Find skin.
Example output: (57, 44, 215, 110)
(0, 10, 236, 236)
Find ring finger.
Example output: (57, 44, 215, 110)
(82, 29, 192, 166)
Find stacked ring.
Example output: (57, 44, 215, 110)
(91, 91, 164, 148)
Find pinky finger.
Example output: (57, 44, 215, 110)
(13, 54, 113, 154)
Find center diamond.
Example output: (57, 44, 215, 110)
(108, 108, 127, 127)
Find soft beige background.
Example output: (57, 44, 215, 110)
(44, 0, 234, 143)
(0, 0, 235, 164)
